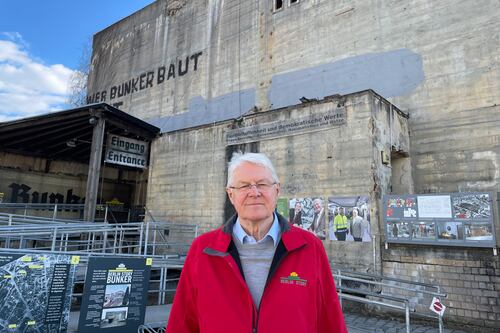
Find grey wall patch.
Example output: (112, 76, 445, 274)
(147, 49, 423, 133)
(268, 49, 424, 109)
(146, 89, 256, 133)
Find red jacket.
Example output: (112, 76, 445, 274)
(166, 215, 347, 333)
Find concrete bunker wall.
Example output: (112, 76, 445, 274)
(88, 0, 500, 329)
(146, 90, 410, 270)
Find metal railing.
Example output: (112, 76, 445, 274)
(0, 208, 198, 332)
(0, 211, 196, 309)
(138, 322, 167, 333)
(0, 217, 198, 256)
(0, 203, 85, 220)
(135, 267, 447, 333)
(333, 269, 447, 333)
(0, 203, 149, 224)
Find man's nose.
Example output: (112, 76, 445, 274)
(248, 184, 261, 196)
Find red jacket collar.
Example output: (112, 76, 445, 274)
(207, 214, 307, 253)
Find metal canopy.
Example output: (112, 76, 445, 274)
(0, 103, 160, 221)
(0, 103, 160, 164)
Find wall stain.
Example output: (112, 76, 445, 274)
(147, 49, 423, 134)
(268, 49, 424, 109)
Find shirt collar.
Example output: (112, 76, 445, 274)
(233, 213, 280, 247)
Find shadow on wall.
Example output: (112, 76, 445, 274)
(268, 48, 424, 109)
(147, 48, 424, 133)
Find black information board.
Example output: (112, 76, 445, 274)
(383, 192, 496, 247)
(0, 252, 79, 332)
(78, 257, 152, 333)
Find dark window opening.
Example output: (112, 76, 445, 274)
(275, 0, 283, 11)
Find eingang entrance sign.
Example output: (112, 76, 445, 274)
(105, 135, 149, 169)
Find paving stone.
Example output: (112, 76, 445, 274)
(343, 311, 471, 333)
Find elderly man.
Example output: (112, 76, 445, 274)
(351, 208, 364, 242)
(309, 198, 326, 239)
(166, 152, 347, 333)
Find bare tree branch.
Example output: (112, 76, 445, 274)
(67, 37, 92, 107)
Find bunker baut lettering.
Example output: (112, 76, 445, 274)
(86, 51, 203, 105)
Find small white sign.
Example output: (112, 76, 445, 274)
(429, 297, 446, 316)
(418, 195, 452, 218)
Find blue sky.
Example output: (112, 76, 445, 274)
(0, 0, 155, 121)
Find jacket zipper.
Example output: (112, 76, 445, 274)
(218, 254, 255, 333)
(253, 252, 287, 333)
(252, 304, 258, 333)
(253, 243, 306, 332)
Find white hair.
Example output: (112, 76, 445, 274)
(227, 152, 279, 187)
(313, 198, 323, 207)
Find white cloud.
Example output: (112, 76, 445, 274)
(0, 33, 77, 121)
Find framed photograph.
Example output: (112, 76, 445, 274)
(437, 221, 464, 241)
(411, 221, 436, 240)
(452, 193, 491, 219)
(386, 221, 411, 239)
(289, 197, 326, 240)
(100, 307, 128, 328)
(328, 196, 371, 242)
(464, 222, 494, 241)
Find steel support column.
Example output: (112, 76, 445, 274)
(84, 113, 105, 222)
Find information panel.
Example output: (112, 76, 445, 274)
(0, 252, 79, 332)
(225, 108, 346, 145)
(383, 192, 496, 247)
(78, 257, 152, 333)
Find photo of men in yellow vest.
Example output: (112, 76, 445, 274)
(333, 207, 349, 241)
(328, 196, 371, 242)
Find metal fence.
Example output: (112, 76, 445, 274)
(0, 212, 198, 256)
(333, 269, 447, 333)
(136, 268, 448, 333)
(0, 203, 148, 224)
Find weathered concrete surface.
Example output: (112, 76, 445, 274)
(382, 245, 500, 333)
(88, 0, 500, 195)
(146, 90, 409, 271)
(88, 0, 500, 330)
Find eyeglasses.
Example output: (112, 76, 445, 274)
(228, 182, 277, 193)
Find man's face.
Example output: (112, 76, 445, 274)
(226, 162, 280, 225)
(313, 201, 322, 213)
(338, 207, 344, 215)
(295, 202, 302, 212)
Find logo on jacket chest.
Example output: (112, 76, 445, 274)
(280, 271, 307, 286)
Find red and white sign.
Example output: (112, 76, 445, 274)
(429, 297, 446, 316)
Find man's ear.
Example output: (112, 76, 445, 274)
(226, 188, 235, 204)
